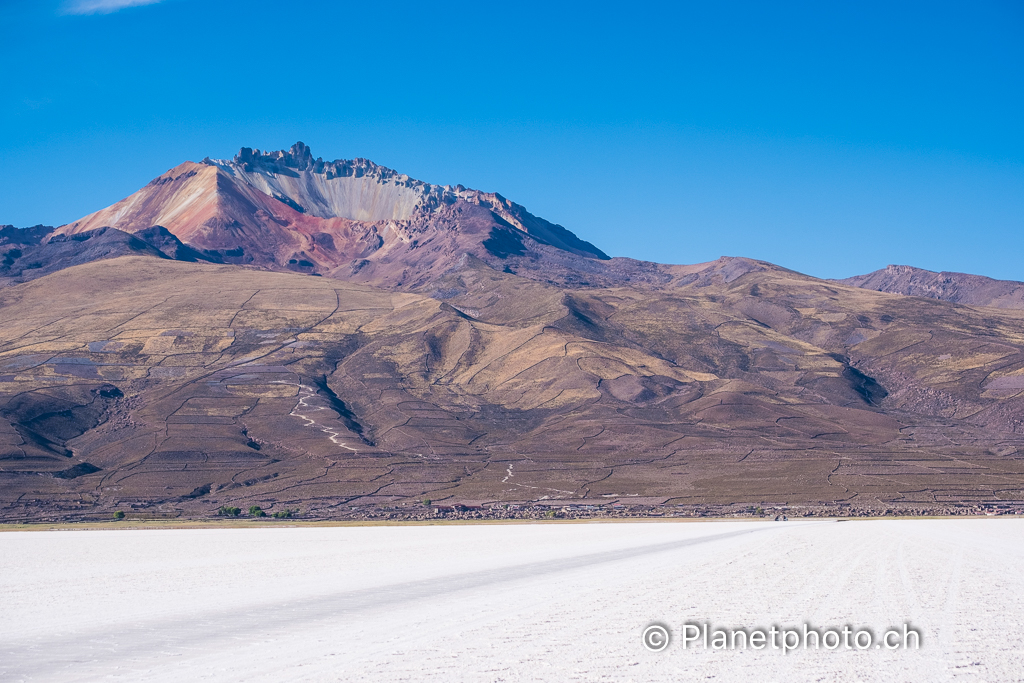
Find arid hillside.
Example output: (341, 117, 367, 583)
(2, 252, 1023, 521)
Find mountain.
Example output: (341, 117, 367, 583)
(1, 145, 1023, 522)
(56, 142, 610, 289)
(51, 143, 815, 292)
(838, 265, 1024, 310)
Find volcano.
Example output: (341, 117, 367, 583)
(56, 142, 608, 288)
(2, 143, 1023, 522)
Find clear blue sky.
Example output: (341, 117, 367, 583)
(1, 0, 1022, 280)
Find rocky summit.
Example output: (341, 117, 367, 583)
(56, 142, 608, 289)
(2, 144, 1023, 522)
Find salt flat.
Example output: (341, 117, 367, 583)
(1, 519, 1021, 683)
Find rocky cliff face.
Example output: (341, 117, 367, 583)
(838, 265, 1024, 310)
(225, 143, 454, 221)
(56, 143, 608, 288)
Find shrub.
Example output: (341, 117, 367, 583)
(113, 510, 125, 520)
(421, 498, 432, 506)
(272, 509, 296, 519)
(248, 505, 267, 517)
(218, 506, 241, 517)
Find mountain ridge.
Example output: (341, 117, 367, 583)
(1, 224, 215, 285)
(36, 143, 1024, 306)
(837, 264, 1024, 310)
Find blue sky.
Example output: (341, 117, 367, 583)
(1, 0, 1022, 280)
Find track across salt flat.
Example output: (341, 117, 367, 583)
(1, 519, 1021, 682)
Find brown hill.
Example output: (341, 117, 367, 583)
(838, 265, 1024, 310)
(1, 254, 1022, 521)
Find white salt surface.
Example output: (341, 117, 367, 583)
(1, 519, 1022, 682)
